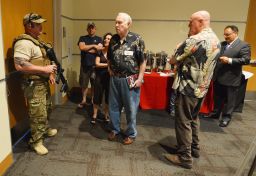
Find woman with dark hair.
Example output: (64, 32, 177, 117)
(91, 33, 112, 124)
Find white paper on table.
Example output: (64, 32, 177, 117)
(242, 70, 254, 80)
(159, 72, 175, 77)
(144, 72, 151, 74)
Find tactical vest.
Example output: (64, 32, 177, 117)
(13, 34, 51, 80)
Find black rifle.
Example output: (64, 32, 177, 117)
(43, 44, 68, 93)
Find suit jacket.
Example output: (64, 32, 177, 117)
(214, 38, 251, 87)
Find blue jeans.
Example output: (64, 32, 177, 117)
(109, 76, 140, 138)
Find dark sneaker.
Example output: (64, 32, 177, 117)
(163, 153, 192, 169)
(191, 149, 200, 158)
(219, 118, 231, 127)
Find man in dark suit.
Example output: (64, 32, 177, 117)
(212, 25, 251, 127)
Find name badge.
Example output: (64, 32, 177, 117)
(124, 50, 133, 56)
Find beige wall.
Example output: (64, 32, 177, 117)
(61, 0, 250, 86)
(0, 3, 13, 174)
(72, 0, 248, 21)
(61, 0, 79, 87)
(62, 18, 79, 87)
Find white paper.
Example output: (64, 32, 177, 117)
(159, 72, 175, 77)
(242, 70, 254, 80)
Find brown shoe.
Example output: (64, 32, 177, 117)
(108, 131, 117, 141)
(163, 154, 192, 169)
(123, 137, 134, 145)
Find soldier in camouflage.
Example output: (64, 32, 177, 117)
(164, 11, 220, 169)
(13, 13, 58, 155)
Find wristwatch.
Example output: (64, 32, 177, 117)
(138, 79, 144, 83)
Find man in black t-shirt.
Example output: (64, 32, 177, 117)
(77, 22, 103, 107)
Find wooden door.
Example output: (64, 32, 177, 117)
(1, 0, 53, 134)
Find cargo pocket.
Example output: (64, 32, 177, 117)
(27, 84, 48, 118)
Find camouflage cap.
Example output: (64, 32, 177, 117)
(87, 22, 96, 29)
(23, 13, 46, 25)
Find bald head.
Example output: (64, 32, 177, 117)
(191, 10, 210, 27)
(189, 10, 211, 35)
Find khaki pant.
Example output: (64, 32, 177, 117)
(23, 81, 52, 145)
(175, 93, 203, 162)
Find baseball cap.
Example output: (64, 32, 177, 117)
(87, 22, 96, 28)
(23, 13, 46, 25)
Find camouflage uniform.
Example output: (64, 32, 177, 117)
(13, 34, 52, 145)
(172, 28, 220, 162)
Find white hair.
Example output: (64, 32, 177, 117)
(117, 12, 132, 25)
(192, 10, 211, 27)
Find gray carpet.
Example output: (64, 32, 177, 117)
(4, 101, 256, 176)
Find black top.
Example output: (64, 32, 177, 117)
(108, 32, 145, 76)
(95, 52, 108, 76)
(78, 35, 102, 67)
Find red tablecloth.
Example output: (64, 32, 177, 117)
(140, 72, 173, 110)
(199, 81, 214, 114)
(140, 72, 214, 114)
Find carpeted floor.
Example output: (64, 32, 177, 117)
(4, 100, 256, 176)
